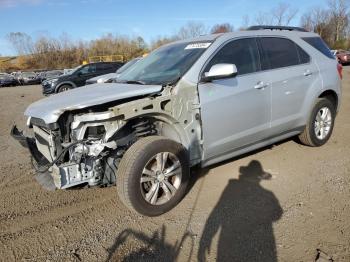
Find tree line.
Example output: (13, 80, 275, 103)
(1, 0, 349, 72)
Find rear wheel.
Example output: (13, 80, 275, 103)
(57, 84, 72, 93)
(298, 98, 336, 147)
(116, 136, 190, 216)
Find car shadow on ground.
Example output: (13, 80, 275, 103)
(106, 159, 283, 262)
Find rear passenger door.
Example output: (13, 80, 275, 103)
(199, 38, 271, 163)
(258, 37, 318, 135)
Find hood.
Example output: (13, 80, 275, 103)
(25, 83, 162, 124)
(87, 73, 117, 83)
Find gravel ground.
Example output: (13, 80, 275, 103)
(0, 68, 349, 262)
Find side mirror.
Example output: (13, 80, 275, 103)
(202, 63, 238, 82)
(77, 71, 83, 76)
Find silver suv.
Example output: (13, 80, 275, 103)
(12, 26, 342, 216)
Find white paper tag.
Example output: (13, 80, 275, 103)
(185, 42, 211, 50)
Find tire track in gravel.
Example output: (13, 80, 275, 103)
(0, 187, 117, 235)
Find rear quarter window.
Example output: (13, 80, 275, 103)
(259, 37, 310, 70)
(259, 38, 299, 70)
(301, 37, 335, 59)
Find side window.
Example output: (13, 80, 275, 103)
(296, 45, 310, 64)
(259, 38, 300, 70)
(97, 63, 114, 71)
(204, 38, 260, 76)
(79, 64, 96, 75)
(302, 37, 335, 59)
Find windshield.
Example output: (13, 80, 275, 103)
(118, 41, 211, 85)
(0, 73, 11, 79)
(67, 65, 82, 75)
(22, 72, 36, 77)
(116, 58, 140, 74)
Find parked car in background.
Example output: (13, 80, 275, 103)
(39, 70, 64, 82)
(42, 62, 124, 95)
(333, 49, 350, 65)
(12, 26, 341, 216)
(0, 73, 18, 87)
(18, 72, 41, 85)
(11, 72, 22, 83)
(86, 57, 141, 85)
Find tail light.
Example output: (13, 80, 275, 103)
(337, 63, 343, 79)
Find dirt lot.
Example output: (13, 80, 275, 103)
(0, 69, 349, 262)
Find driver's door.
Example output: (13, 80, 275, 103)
(198, 38, 271, 163)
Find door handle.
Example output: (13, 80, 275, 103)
(254, 81, 269, 90)
(303, 70, 312, 76)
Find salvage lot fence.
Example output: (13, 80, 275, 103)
(88, 55, 125, 63)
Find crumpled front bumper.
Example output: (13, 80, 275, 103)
(10, 125, 56, 190)
(10, 125, 49, 165)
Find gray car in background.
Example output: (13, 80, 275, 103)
(18, 71, 41, 85)
(85, 57, 141, 85)
(12, 26, 342, 216)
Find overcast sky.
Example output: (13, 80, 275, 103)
(0, 0, 328, 56)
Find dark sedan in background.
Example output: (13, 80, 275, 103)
(0, 73, 18, 87)
(42, 61, 124, 95)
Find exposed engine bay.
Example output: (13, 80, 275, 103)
(13, 115, 158, 190)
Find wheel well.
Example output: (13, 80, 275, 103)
(319, 90, 338, 110)
(128, 117, 186, 147)
(56, 83, 73, 92)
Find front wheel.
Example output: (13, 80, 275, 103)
(116, 136, 190, 216)
(57, 84, 72, 93)
(298, 98, 336, 147)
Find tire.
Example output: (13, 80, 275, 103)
(298, 98, 336, 147)
(116, 136, 190, 216)
(57, 84, 72, 93)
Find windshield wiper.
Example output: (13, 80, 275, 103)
(162, 77, 181, 87)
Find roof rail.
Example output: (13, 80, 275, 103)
(247, 25, 308, 32)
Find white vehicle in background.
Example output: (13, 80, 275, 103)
(85, 57, 141, 85)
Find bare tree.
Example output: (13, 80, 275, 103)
(328, 0, 349, 42)
(240, 15, 251, 30)
(177, 22, 207, 39)
(300, 1, 350, 47)
(7, 32, 34, 55)
(210, 23, 234, 34)
(300, 7, 331, 37)
(255, 2, 298, 26)
(255, 11, 273, 25)
(272, 2, 298, 26)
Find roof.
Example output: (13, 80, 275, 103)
(171, 28, 318, 46)
(247, 25, 307, 32)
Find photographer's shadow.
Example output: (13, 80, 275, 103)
(198, 160, 283, 262)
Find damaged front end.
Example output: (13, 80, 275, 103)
(10, 111, 136, 190)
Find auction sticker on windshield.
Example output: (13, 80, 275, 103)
(185, 42, 211, 49)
